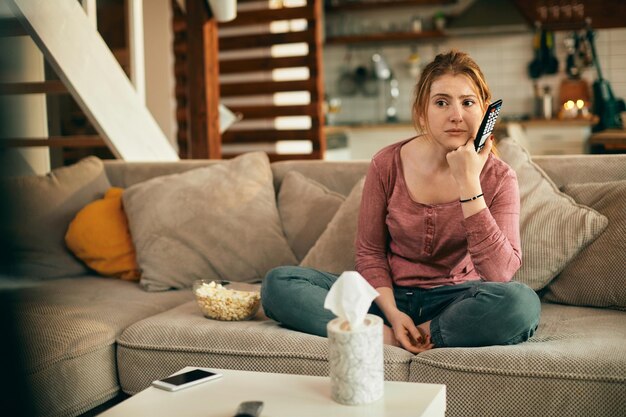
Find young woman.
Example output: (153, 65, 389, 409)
(261, 50, 540, 353)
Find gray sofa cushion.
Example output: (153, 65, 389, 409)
(300, 178, 365, 274)
(116, 300, 414, 395)
(409, 302, 626, 417)
(14, 277, 192, 417)
(1, 157, 111, 279)
(544, 181, 626, 310)
(277, 171, 345, 262)
(122, 152, 297, 291)
(498, 138, 608, 290)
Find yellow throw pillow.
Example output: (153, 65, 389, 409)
(65, 187, 140, 280)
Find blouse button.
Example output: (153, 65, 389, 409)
(427, 208, 434, 214)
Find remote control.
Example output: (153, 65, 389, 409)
(474, 99, 503, 152)
(234, 401, 264, 417)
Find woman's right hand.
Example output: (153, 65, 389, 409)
(387, 310, 434, 353)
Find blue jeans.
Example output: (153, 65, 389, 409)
(261, 266, 541, 348)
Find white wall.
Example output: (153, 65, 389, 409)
(0, 2, 50, 176)
(143, 0, 177, 147)
(323, 26, 626, 126)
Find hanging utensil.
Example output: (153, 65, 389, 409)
(564, 33, 578, 78)
(544, 31, 559, 75)
(528, 23, 543, 79)
(337, 49, 358, 97)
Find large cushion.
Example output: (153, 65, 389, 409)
(277, 171, 345, 261)
(300, 178, 365, 274)
(13, 276, 192, 417)
(116, 298, 414, 395)
(0, 157, 111, 279)
(123, 152, 297, 291)
(65, 187, 140, 281)
(498, 138, 608, 290)
(544, 181, 626, 310)
(410, 302, 626, 417)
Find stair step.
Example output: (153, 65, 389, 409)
(0, 18, 27, 37)
(0, 136, 106, 148)
(0, 81, 68, 95)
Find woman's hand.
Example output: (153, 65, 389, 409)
(387, 310, 434, 354)
(445, 135, 493, 189)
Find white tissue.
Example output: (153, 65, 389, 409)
(324, 271, 379, 331)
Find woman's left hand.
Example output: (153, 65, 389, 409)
(445, 135, 493, 187)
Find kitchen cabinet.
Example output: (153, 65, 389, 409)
(507, 120, 593, 155)
(325, 123, 416, 160)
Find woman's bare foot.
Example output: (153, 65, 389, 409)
(383, 324, 434, 353)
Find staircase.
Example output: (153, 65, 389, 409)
(0, 0, 178, 164)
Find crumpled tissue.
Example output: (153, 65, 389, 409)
(324, 271, 384, 405)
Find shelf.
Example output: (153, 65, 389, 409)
(325, 0, 454, 13)
(326, 30, 444, 45)
(520, 118, 596, 127)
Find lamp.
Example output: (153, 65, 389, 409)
(558, 78, 592, 119)
(207, 0, 237, 23)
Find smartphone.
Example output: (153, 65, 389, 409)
(474, 99, 503, 152)
(151, 368, 223, 392)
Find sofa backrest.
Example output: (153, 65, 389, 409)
(104, 159, 370, 197)
(104, 153, 626, 195)
(533, 154, 626, 188)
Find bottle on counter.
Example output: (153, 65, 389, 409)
(542, 85, 553, 120)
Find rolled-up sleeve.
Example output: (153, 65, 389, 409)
(462, 171, 522, 282)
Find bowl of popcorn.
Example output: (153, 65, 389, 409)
(193, 280, 261, 321)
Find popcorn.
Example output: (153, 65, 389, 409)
(194, 281, 261, 321)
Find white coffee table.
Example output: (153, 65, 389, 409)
(99, 367, 446, 417)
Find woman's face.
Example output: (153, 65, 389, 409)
(421, 74, 485, 151)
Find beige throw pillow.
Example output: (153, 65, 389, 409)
(498, 138, 608, 290)
(300, 178, 365, 275)
(1, 157, 111, 278)
(123, 152, 297, 291)
(544, 181, 626, 310)
(278, 171, 345, 261)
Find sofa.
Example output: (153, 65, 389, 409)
(2, 137, 625, 417)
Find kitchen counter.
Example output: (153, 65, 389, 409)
(324, 118, 594, 133)
(325, 122, 415, 134)
(324, 118, 600, 159)
(589, 129, 626, 153)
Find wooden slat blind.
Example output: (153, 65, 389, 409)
(218, 0, 325, 160)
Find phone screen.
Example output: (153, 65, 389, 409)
(159, 369, 217, 386)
